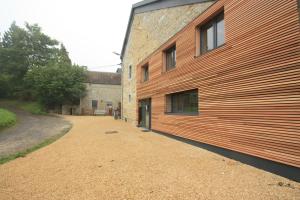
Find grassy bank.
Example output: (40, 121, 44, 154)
(0, 125, 72, 164)
(0, 108, 17, 129)
(19, 102, 47, 115)
(0, 99, 47, 115)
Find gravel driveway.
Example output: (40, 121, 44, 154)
(0, 116, 299, 200)
(0, 106, 71, 157)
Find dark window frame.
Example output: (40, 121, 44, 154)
(165, 89, 199, 115)
(142, 63, 149, 82)
(164, 44, 176, 71)
(200, 12, 224, 55)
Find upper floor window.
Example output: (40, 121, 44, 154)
(164, 44, 176, 71)
(142, 63, 149, 82)
(200, 12, 224, 54)
(165, 89, 198, 115)
(128, 65, 132, 79)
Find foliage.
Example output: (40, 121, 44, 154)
(0, 108, 17, 129)
(0, 22, 60, 98)
(0, 22, 86, 108)
(25, 64, 86, 107)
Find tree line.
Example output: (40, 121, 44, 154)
(0, 22, 86, 109)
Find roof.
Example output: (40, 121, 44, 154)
(85, 71, 121, 85)
(120, 0, 215, 59)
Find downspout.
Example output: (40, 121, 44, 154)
(121, 59, 124, 120)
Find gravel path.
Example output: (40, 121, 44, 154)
(0, 116, 299, 200)
(0, 106, 71, 157)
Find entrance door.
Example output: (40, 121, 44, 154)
(138, 98, 151, 129)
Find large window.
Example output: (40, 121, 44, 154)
(164, 44, 176, 71)
(200, 12, 224, 54)
(142, 63, 149, 82)
(166, 89, 198, 114)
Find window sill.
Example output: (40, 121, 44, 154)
(165, 112, 199, 116)
(194, 43, 226, 58)
(162, 66, 176, 74)
(141, 80, 149, 84)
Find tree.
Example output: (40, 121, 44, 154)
(24, 22, 59, 67)
(0, 22, 30, 80)
(57, 44, 72, 65)
(0, 22, 59, 98)
(0, 21, 86, 107)
(25, 63, 87, 108)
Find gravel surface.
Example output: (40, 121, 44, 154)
(0, 116, 299, 200)
(0, 106, 71, 157)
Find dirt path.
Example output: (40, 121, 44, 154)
(0, 106, 71, 157)
(0, 116, 299, 200)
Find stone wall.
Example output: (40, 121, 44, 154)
(122, 1, 215, 124)
(80, 83, 121, 115)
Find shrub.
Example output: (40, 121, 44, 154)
(0, 108, 16, 129)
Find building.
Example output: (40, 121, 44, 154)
(134, 0, 300, 176)
(62, 71, 121, 115)
(121, 0, 216, 123)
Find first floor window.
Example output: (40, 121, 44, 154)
(166, 89, 198, 114)
(92, 100, 98, 109)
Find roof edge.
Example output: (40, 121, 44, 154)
(120, 0, 215, 60)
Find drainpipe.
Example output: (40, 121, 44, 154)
(121, 59, 124, 120)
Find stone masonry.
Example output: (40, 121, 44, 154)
(122, 1, 215, 124)
(80, 83, 121, 115)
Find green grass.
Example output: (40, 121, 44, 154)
(19, 102, 47, 115)
(0, 99, 47, 115)
(0, 108, 17, 129)
(0, 126, 72, 165)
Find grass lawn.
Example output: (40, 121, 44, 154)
(0, 108, 17, 129)
(0, 99, 47, 115)
(19, 102, 47, 115)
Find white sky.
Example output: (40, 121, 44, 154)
(0, 0, 140, 72)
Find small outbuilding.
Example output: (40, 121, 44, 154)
(62, 71, 121, 116)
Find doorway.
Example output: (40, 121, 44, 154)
(138, 98, 151, 130)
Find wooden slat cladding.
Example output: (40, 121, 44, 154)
(136, 0, 300, 168)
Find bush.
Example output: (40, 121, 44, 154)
(0, 108, 16, 129)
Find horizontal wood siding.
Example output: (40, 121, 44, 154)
(136, 0, 300, 168)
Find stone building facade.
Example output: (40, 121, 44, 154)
(62, 71, 121, 115)
(121, 0, 215, 124)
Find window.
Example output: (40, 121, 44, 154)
(129, 94, 131, 102)
(164, 44, 176, 71)
(166, 89, 198, 114)
(200, 12, 224, 54)
(128, 65, 132, 79)
(92, 100, 98, 109)
(142, 63, 149, 82)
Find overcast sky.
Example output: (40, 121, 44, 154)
(0, 0, 140, 72)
